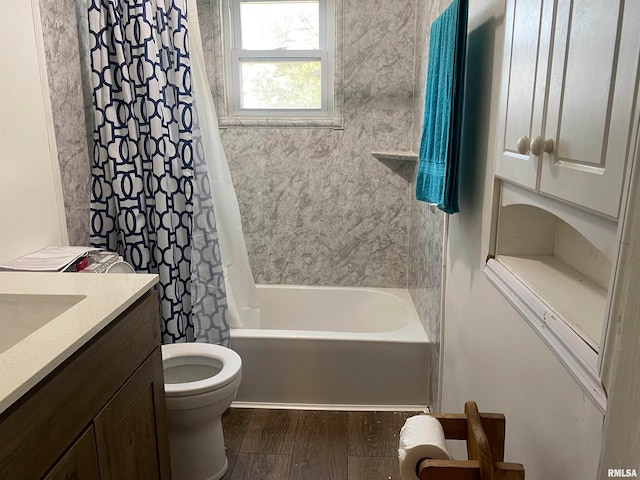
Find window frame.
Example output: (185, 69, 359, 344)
(222, 0, 335, 119)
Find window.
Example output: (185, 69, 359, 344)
(220, 0, 340, 125)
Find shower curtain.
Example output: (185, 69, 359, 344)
(187, 0, 261, 330)
(88, 0, 259, 345)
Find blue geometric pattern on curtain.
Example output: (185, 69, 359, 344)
(191, 100, 230, 345)
(87, 0, 230, 345)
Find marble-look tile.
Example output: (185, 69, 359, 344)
(75, 0, 95, 150)
(413, 0, 452, 148)
(196, 0, 216, 102)
(408, 195, 444, 409)
(222, 127, 413, 287)
(200, 0, 227, 118)
(408, 0, 453, 409)
(202, 0, 417, 287)
(40, 0, 91, 246)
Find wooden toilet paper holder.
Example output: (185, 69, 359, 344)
(418, 401, 525, 480)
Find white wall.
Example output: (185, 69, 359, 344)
(598, 140, 640, 476)
(441, 1, 604, 478)
(0, 0, 67, 263)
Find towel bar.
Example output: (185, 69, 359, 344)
(417, 401, 525, 480)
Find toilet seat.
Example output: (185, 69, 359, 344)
(162, 343, 242, 397)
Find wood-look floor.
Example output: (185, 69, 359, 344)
(221, 408, 416, 480)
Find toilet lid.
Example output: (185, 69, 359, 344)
(162, 343, 242, 396)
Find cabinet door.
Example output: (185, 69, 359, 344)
(94, 348, 171, 480)
(43, 427, 100, 480)
(494, 0, 554, 189)
(540, 0, 640, 218)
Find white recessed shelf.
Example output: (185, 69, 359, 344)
(484, 190, 616, 413)
(494, 200, 612, 351)
(497, 254, 606, 350)
(371, 151, 418, 162)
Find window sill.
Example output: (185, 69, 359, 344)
(218, 116, 344, 129)
(484, 257, 607, 413)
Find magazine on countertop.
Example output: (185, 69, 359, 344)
(0, 246, 102, 272)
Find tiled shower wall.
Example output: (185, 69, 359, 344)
(39, 0, 91, 247)
(409, 0, 450, 409)
(42, 0, 420, 288)
(40, 0, 447, 406)
(198, 0, 417, 286)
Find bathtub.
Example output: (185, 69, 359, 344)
(230, 285, 430, 410)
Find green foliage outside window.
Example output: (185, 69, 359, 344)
(242, 61, 321, 109)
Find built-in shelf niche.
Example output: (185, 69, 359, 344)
(496, 203, 612, 351)
(370, 151, 418, 162)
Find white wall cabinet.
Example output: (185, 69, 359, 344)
(495, 0, 549, 190)
(489, 0, 640, 411)
(495, 0, 640, 219)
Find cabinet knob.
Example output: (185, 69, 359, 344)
(531, 136, 555, 156)
(516, 136, 530, 155)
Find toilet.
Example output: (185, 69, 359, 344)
(162, 343, 242, 480)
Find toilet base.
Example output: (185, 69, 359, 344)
(161, 343, 242, 480)
(209, 457, 229, 480)
(166, 413, 229, 480)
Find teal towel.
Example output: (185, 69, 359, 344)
(415, 0, 468, 214)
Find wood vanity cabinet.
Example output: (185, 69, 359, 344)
(42, 427, 100, 480)
(0, 290, 171, 480)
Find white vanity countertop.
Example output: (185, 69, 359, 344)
(0, 272, 158, 415)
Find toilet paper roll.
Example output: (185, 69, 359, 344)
(398, 415, 450, 480)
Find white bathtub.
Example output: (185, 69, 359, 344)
(230, 285, 430, 410)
